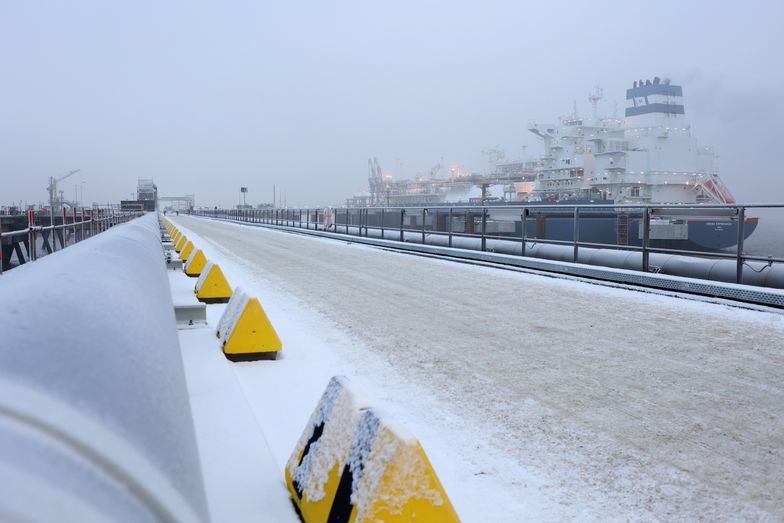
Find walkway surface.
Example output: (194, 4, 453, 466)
(175, 215, 784, 521)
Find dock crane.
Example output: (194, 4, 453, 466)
(47, 169, 80, 210)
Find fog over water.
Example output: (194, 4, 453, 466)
(1, 1, 783, 208)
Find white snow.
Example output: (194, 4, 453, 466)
(167, 265, 298, 523)
(169, 215, 784, 522)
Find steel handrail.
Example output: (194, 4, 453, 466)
(1, 210, 145, 273)
(195, 203, 782, 286)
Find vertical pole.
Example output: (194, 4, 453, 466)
(381, 208, 385, 240)
(0, 215, 4, 273)
(346, 209, 349, 235)
(642, 207, 650, 272)
(306, 209, 310, 230)
(521, 208, 527, 256)
(0, 216, 4, 274)
(421, 208, 427, 244)
(90, 208, 94, 238)
(80, 208, 85, 242)
(736, 207, 746, 284)
(50, 206, 56, 251)
(448, 207, 453, 248)
(28, 210, 35, 261)
(63, 207, 68, 247)
(481, 208, 487, 252)
(72, 207, 77, 244)
(399, 209, 405, 242)
(572, 207, 580, 262)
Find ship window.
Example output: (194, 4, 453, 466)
(630, 186, 640, 197)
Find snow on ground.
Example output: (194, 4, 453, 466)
(168, 270, 299, 523)
(170, 215, 784, 522)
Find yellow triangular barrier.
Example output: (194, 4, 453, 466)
(172, 230, 180, 242)
(216, 288, 282, 361)
(179, 241, 194, 261)
(184, 249, 207, 277)
(194, 262, 232, 303)
(286, 377, 460, 523)
(175, 235, 188, 253)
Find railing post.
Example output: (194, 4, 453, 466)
(642, 207, 650, 272)
(572, 207, 580, 262)
(28, 210, 35, 261)
(80, 208, 85, 242)
(421, 208, 427, 244)
(72, 207, 77, 244)
(51, 206, 57, 251)
(521, 208, 527, 256)
(381, 208, 385, 239)
(62, 207, 68, 247)
(481, 208, 487, 252)
(399, 209, 405, 242)
(346, 209, 349, 235)
(89, 208, 94, 238)
(448, 207, 453, 248)
(736, 206, 746, 284)
(0, 216, 4, 274)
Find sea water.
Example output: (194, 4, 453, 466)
(742, 209, 784, 259)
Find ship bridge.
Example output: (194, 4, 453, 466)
(625, 77, 685, 123)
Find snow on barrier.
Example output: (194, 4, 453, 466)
(179, 240, 194, 262)
(194, 261, 232, 303)
(175, 235, 188, 253)
(286, 376, 459, 523)
(0, 213, 209, 523)
(184, 249, 207, 277)
(215, 287, 282, 361)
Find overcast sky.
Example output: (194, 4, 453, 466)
(2, 0, 783, 208)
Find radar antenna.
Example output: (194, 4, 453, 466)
(588, 85, 603, 121)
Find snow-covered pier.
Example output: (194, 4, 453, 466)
(1, 212, 783, 522)
(172, 214, 784, 521)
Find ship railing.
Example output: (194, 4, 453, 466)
(193, 203, 784, 286)
(0, 208, 146, 274)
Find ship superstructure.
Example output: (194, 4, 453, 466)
(527, 79, 735, 204)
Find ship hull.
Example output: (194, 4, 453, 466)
(513, 213, 757, 252)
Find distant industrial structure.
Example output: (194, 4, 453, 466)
(46, 169, 81, 212)
(159, 194, 195, 212)
(121, 179, 158, 212)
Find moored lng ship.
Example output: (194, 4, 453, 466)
(359, 78, 756, 251)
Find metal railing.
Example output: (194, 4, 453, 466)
(194, 203, 784, 285)
(0, 207, 145, 274)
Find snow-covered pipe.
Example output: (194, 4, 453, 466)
(302, 223, 784, 289)
(0, 213, 208, 523)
